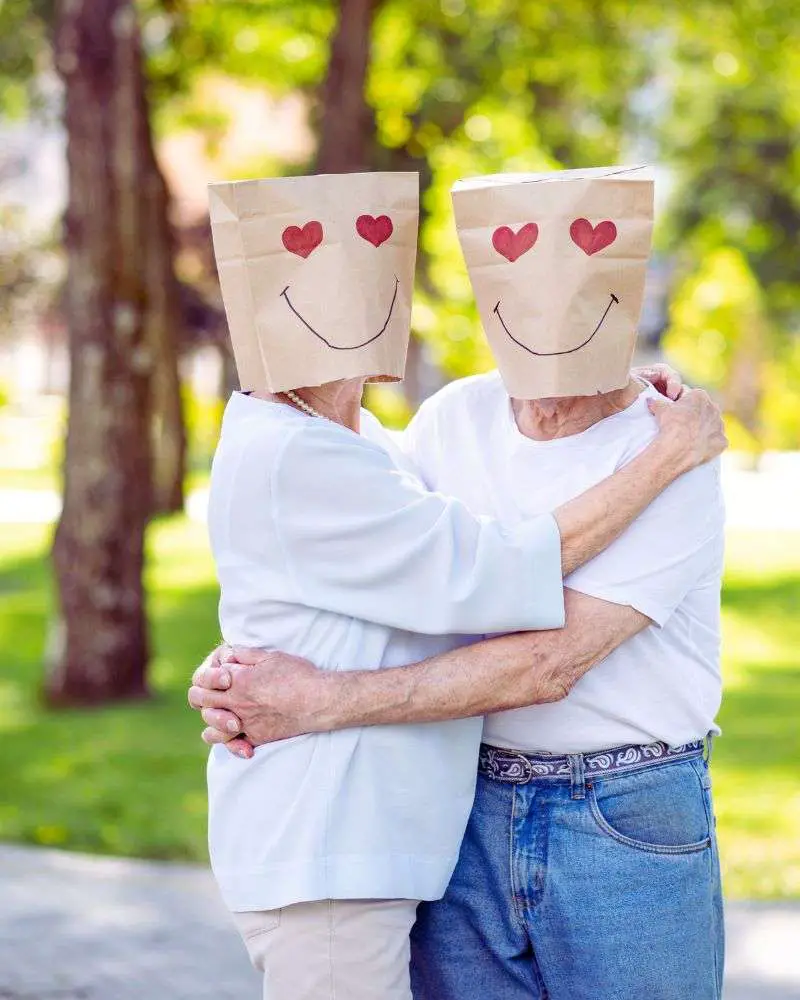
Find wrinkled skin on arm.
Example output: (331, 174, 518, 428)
(188, 591, 650, 755)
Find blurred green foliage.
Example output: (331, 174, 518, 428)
(1, 0, 798, 442)
(0, 0, 53, 117)
(658, 1, 800, 450)
(662, 2, 800, 323)
(666, 247, 800, 451)
(364, 383, 413, 430)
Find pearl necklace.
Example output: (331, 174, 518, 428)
(284, 389, 325, 420)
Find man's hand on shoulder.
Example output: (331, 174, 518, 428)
(188, 646, 332, 755)
(632, 363, 728, 467)
(646, 387, 728, 473)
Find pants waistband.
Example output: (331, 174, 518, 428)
(478, 738, 706, 801)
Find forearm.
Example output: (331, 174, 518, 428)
(313, 591, 645, 731)
(554, 438, 686, 576)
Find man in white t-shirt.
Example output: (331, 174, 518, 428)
(402, 371, 725, 1000)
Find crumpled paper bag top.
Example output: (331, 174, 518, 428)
(209, 172, 419, 393)
(452, 165, 655, 399)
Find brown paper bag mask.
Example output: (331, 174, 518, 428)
(452, 166, 655, 399)
(208, 172, 419, 393)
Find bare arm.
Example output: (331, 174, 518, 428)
(305, 590, 648, 726)
(189, 590, 650, 746)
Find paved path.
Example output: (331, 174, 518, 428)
(0, 846, 798, 1000)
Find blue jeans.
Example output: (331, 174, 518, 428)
(410, 752, 724, 1000)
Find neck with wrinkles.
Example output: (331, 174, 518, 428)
(512, 378, 642, 442)
(255, 377, 366, 432)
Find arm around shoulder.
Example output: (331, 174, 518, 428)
(272, 422, 565, 636)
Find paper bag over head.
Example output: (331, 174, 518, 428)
(452, 165, 655, 399)
(208, 172, 419, 393)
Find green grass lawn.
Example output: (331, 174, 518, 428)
(0, 519, 798, 897)
(712, 531, 800, 898)
(0, 518, 219, 862)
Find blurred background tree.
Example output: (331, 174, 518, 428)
(48, 0, 184, 703)
(0, 0, 797, 703)
(658, 0, 800, 455)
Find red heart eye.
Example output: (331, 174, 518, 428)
(570, 219, 617, 255)
(492, 223, 539, 262)
(282, 221, 324, 258)
(356, 214, 393, 247)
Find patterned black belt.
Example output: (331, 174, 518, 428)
(478, 738, 706, 785)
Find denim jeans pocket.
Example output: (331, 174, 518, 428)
(587, 758, 712, 855)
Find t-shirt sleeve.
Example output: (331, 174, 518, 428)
(271, 423, 565, 636)
(565, 459, 725, 627)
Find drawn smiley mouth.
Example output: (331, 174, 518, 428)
(280, 276, 400, 351)
(493, 292, 620, 357)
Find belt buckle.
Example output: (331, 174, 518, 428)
(500, 749, 534, 784)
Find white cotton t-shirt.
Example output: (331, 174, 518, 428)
(205, 391, 565, 911)
(404, 371, 725, 754)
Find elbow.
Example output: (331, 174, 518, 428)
(537, 675, 577, 706)
(525, 651, 583, 706)
(538, 676, 576, 705)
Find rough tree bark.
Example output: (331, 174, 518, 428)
(316, 0, 380, 172)
(48, 0, 177, 704)
(144, 160, 186, 516)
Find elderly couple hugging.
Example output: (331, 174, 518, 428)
(188, 167, 727, 1000)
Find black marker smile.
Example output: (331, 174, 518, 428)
(493, 293, 620, 357)
(281, 277, 400, 351)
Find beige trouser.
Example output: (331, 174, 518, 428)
(232, 899, 420, 1000)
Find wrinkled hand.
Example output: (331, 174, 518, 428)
(188, 647, 329, 756)
(187, 645, 254, 758)
(632, 363, 685, 401)
(647, 387, 728, 472)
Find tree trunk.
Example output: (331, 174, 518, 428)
(48, 0, 160, 705)
(144, 160, 186, 516)
(150, 345, 186, 515)
(316, 0, 379, 172)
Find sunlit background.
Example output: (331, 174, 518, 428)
(0, 0, 798, 926)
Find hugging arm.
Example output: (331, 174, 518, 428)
(306, 591, 649, 725)
(272, 423, 565, 636)
(244, 458, 723, 738)
(191, 452, 725, 751)
(269, 384, 723, 636)
(191, 386, 726, 753)
(276, 388, 726, 634)
(191, 590, 650, 745)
